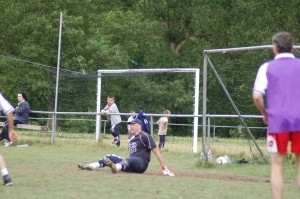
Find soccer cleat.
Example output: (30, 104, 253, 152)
(78, 163, 93, 170)
(4, 141, 13, 147)
(112, 139, 120, 147)
(3, 178, 13, 186)
(104, 158, 118, 174)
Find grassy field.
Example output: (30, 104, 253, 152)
(0, 132, 299, 199)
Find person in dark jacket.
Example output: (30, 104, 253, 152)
(0, 92, 30, 147)
(137, 109, 149, 133)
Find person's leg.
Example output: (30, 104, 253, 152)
(120, 157, 148, 173)
(0, 154, 13, 186)
(270, 153, 284, 199)
(296, 154, 300, 189)
(268, 133, 290, 199)
(290, 132, 300, 189)
(111, 123, 120, 146)
(78, 154, 123, 170)
(3, 122, 9, 141)
(161, 135, 166, 149)
(158, 135, 162, 149)
(0, 129, 5, 141)
(104, 156, 148, 174)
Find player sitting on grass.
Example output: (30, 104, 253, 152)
(78, 118, 174, 176)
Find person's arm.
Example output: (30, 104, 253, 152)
(6, 112, 17, 142)
(152, 147, 174, 176)
(152, 147, 165, 167)
(14, 101, 29, 116)
(100, 105, 108, 114)
(163, 120, 167, 129)
(252, 92, 267, 124)
(156, 118, 160, 125)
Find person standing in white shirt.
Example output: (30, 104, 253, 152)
(156, 110, 171, 149)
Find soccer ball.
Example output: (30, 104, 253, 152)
(216, 155, 230, 165)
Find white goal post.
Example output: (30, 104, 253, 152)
(96, 68, 200, 153)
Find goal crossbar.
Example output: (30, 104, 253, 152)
(204, 45, 300, 54)
(96, 68, 200, 153)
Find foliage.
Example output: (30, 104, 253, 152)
(2, 0, 300, 137)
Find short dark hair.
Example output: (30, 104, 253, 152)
(107, 96, 115, 100)
(272, 32, 294, 53)
(19, 91, 28, 101)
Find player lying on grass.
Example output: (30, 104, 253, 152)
(78, 118, 174, 176)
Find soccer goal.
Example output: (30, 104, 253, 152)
(96, 68, 200, 153)
(201, 45, 300, 161)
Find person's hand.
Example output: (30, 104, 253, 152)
(9, 130, 17, 142)
(162, 166, 174, 176)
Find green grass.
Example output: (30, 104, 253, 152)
(0, 131, 299, 198)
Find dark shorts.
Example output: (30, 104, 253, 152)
(124, 156, 149, 173)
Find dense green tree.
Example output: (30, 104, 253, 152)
(1, 0, 300, 135)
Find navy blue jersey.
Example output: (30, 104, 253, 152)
(128, 131, 157, 162)
(137, 110, 149, 133)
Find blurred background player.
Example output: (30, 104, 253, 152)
(0, 92, 17, 186)
(137, 109, 149, 134)
(101, 96, 122, 146)
(78, 118, 174, 176)
(156, 109, 171, 149)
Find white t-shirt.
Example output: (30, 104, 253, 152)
(253, 53, 295, 95)
(0, 93, 14, 115)
(156, 117, 168, 135)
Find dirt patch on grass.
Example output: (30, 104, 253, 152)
(145, 170, 295, 184)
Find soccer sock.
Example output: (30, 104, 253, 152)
(115, 163, 122, 171)
(89, 162, 101, 169)
(98, 159, 106, 168)
(1, 168, 9, 177)
(1, 168, 10, 180)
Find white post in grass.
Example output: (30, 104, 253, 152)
(52, 12, 63, 144)
(95, 73, 102, 142)
(193, 68, 200, 153)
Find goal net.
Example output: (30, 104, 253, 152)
(202, 45, 300, 162)
(96, 68, 200, 152)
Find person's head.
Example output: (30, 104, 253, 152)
(18, 92, 27, 102)
(106, 96, 115, 106)
(129, 110, 136, 117)
(164, 109, 171, 115)
(272, 32, 294, 54)
(127, 118, 142, 135)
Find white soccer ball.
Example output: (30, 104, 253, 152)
(216, 156, 230, 165)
